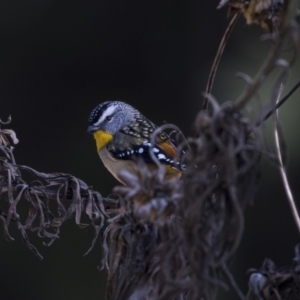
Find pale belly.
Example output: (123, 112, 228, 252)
(98, 148, 137, 184)
(98, 147, 181, 184)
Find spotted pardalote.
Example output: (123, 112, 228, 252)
(87, 101, 183, 184)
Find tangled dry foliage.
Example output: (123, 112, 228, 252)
(248, 244, 300, 300)
(0, 117, 107, 260)
(0, 0, 300, 300)
(104, 104, 261, 300)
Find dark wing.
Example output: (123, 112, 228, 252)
(110, 113, 184, 169)
(109, 141, 178, 166)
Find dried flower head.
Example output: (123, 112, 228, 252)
(218, 0, 288, 32)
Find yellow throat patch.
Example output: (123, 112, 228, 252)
(93, 130, 113, 152)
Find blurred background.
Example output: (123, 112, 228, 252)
(0, 0, 299, 299)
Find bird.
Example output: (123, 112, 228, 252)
(87, 101, 183, 184)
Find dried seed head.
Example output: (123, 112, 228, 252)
(218, 0, 288, 32)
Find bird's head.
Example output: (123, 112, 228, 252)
(87, 101, 135, 152)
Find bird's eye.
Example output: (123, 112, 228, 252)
(106, 116, 112, 121)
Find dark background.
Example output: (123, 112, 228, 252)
(0, 1, 299, 299)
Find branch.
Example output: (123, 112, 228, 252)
(233, 0, 299, 112)
(254, 79, 300, 128)
(202, 12, 240, 112)
(274, 85, 300, 234)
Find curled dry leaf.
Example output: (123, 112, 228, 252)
(0, 126, 19, 148)
(0, 129, 19, 146)
(0, 116, 19, 147)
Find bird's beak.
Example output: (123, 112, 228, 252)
(90, 129, 113, 152)
(87, 125, 98, 134)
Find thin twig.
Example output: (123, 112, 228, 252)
(234, 0, 298, 111)
(234, 36, 284, 112)
(255, 79, 300, 128)
(222, 263, 246, 300)
(201, 12, 240, 112)
(274, 84, 300, 234)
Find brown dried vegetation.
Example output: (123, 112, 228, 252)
(0, 0, 300, 299)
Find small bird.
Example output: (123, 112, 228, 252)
(87, 101, 182, 184)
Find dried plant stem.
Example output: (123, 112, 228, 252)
(0, 182, 114, 211)
(234, 37, 284, 112)
(202, 12, 240, 112)
(0, 182, 77, 201)
(234, 0, 298, 112)
(255, 79, 300, 128)
(222, 263, 245, 300)
(274, 85, 300, 234)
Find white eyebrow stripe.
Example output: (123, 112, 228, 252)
(94, 104, 117, 126)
